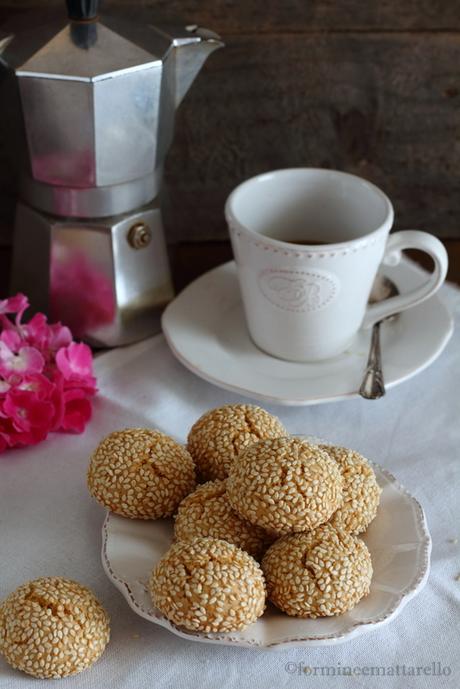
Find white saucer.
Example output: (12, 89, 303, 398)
(101, 461, 431, 648)
(162, 259, 453, 406)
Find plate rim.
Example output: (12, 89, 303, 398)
(101, 462, 432, 648)
(161, 260, 454, 407)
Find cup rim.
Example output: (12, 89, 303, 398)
(224, 167, 395, 251)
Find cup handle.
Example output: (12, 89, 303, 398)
(362, 230, 448, 329)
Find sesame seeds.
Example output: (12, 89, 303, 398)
(187, 404, 286, 481)
(262, 524, 373, 618)
(0, 577, 110, 679)
(149, 537, 266, 632)
(87, 428, 196, 519)
(227, 437, 344, 536)
(174, 479, 274, 560)
(318, 444, 382, 535)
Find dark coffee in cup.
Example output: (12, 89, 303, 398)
(283, 239, 334, 246)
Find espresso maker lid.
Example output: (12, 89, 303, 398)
(6, 2, 168, 79)
(0, 0, 222, 217)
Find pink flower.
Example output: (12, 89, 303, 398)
(0, 293, 28, 322)
(2, 388, 55, 434)
(48, 323, 72, 352)
(3, 422, 49, 448)
(1, 329, 21, 351)
(0, 292, 97, 452)
(10, 373, 65, 434)
(0, 341, 44, 378)
(61, 388, 92, 433)
(21, 313, 49, 350)
(21, 314, 72, 356)
(56, 343, 96, 391)
(16, 372, 55, 399)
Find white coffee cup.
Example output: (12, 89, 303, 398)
(225, 168, 448, 362)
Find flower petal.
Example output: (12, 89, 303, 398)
(0, 297, 97, 450)
(22, 313, 49, 349)
(56, 343, 95, 383)
(0, 345, 45, 377)
(0, 380, 10, 395)
(3, 389, 54, 433)
(60, 389, 92, 433)
(16, 373, 55, 399)
(0, 330, 21, 352)
(0, 293, 29, 318)
(48, 323, 72, 351)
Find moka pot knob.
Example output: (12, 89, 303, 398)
(66, 0, 100, 21)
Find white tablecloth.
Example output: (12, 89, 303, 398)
(1, 277, 460, 689)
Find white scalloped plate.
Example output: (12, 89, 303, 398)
(101, 462, 431, 648)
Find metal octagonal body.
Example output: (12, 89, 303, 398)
(17, 23, 163, 189)
(1, 12, 222, 217)
(11, 201, 174, 347)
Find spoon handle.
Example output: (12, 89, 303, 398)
(359, 321, 386, 399)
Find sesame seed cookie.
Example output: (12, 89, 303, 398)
(187, 404, 286, 481)
(87, 428, 196, 519)
(227, 437, 343, 536)
(150, 537, 266, 632)
(0, 577, 110, 679)
(262, 524, 372, 617)
(319, 444, 382, 535)
(174, 479, 274, 559)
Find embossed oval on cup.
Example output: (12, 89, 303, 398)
(258, 268, 340, 312)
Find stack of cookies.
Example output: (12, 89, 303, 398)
(86, 404, 381, 633)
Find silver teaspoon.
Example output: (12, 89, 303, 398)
(359, 275, 399, 400)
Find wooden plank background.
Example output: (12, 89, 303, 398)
(1, 0, 460, 289)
